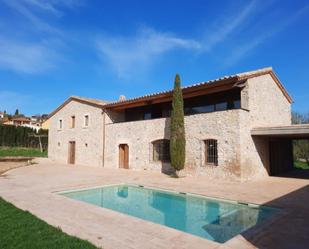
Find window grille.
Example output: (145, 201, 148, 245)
(205, 139, 218, 166)
(153, 140, 170, 162)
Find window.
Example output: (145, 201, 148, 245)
(191, 105, 215, 114)
(59, 119, 63, 129)
(227, 99, 241, 109)
(71, 116, 75, 128)
(233, 99, 241, 109)
(205, 139, 218, 166)
(153, 139, 170, 162)
(144, 112, 152, 120)
(84, 115, 89, 127)
(215, 102, 228, 111)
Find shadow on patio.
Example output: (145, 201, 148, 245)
(240, 184, 309, 249)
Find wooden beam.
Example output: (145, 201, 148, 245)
(107, 78, 239, 111)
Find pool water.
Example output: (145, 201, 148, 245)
(60, 184, 278, 243)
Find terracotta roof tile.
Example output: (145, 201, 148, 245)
(104, 67, 291, 108)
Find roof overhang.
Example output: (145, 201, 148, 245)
(45, 67, 293, 116)
(251, 125, 309, 139)
(104, 67, 293, 111)
(237, 69, 293, 104)
(104, 77, 241, 111)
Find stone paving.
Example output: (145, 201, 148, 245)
(0, 161, 28, 175)
(0, 160, 308, 249)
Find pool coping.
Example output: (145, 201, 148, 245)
(55, 182, 287, 245)
(56, 182, 281, 210)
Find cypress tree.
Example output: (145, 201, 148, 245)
(170, 74, 186, 176)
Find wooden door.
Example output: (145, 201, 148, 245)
(68, 141, 76, 164)
(119, 144, 129, 169)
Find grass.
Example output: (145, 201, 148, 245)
(294, 160, 309, 170)
(0, 147, 47, 157)
(0, 197, 98, 249)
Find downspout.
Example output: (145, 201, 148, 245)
(102, 109, 106, 167)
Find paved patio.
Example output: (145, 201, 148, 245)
(0, 161, 28, 175)
(0, 160, 308, 249)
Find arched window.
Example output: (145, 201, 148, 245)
(205, 139, 218, 166)
(152, 139, 170, 162)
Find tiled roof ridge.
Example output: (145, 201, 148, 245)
(70, 96, 108, 106)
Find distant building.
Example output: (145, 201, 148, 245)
(0, 112, 4, 119)
(42, 119, 49, 130)
(3, 117, 42, 131)
(4, 117, 31, 126)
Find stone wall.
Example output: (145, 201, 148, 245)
(246, 74, 291, 127)
(104, 109, 243, 180)
(48, 100, 104, 167)
(239, 74, 292, 180)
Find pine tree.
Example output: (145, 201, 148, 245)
(170, 74, 186, 176)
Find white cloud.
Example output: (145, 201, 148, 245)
(224, 4, 309, 66)
(0, 39, 60, 74)
(0, 0, 78, 74)
(4, 0, 82, 16)
(202, 0, 257, 52)
(3, 0, 62, 34)
(95, 1, 259, 78)
(23, 0, 62, 16)
(96, 27, 201, 79)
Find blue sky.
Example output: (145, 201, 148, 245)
(0, 0, 308, 115)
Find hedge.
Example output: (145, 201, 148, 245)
(0, 125, 48, 150)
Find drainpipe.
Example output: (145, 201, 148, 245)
(102, 109, 106, 167)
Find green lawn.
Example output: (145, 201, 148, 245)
(0, 147, 47, 157)
(0, 197, 98, 249)
(294, 160, 309, 170)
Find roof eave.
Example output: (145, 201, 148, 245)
(104, 77, 240, 111)
(237, 68, 293, 104)
(47, 96, 106, 120)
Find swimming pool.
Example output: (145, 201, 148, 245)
(60, 184, 279, 243)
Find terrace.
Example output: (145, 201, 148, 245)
(0, 161, 308, 249)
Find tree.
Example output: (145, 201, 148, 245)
(14, 109, 19, 116)
(294, 140, 309, 165)
(292, 111, 309, 124)
(292, 111, 309, 165)
(170, 74, 186, 176)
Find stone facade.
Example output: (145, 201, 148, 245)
(239, 74, 291, 180)
(48, 100, 104, 167)
(104, 109, 242, 180)
(48, 70, 292, 181)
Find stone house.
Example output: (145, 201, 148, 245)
(48, 67, 308, 181)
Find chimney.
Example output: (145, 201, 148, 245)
(118, 95, 126, 101)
